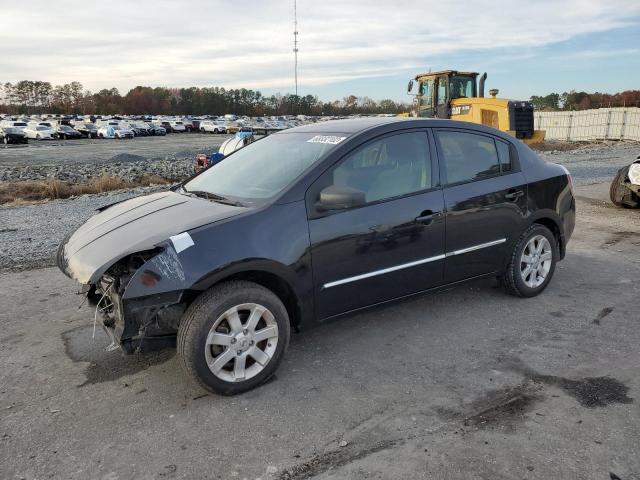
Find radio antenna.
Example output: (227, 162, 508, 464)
(293, 0, 299, 98)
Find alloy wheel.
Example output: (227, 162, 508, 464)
(520, 235, 552, 288)
(204, 303, 279, 383)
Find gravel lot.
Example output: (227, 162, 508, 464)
(1, 140, 638, 273)
(0, 182, 639, 479)
(0, 133, 230, 182)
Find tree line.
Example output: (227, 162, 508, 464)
(0, 81, 411, 116)
(529, 90, 640, 111)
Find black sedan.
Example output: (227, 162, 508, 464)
(56, 125, 83, 140)
(148, 124, 167, 136)
(75, 123, 99, 139)
(58, 118, 575, 395)
(0, 127, 28, 144)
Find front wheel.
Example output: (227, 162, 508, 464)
(178, 281, 290, 395)
(500, 224, 558, 297)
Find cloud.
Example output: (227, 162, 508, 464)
(0, 0, 638, 95)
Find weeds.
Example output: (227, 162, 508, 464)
(0, 174, 170, 206)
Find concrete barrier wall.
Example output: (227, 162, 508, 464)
(534, 107, 640, 141)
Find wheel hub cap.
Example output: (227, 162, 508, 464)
(519, 235, 552, 288)
(204, 303, 279, 383)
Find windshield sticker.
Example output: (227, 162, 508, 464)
(170, 232, 195, 254)
(307, 135, 347, 145)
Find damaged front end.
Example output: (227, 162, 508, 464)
(56, 191, 249, 353)
(85, 247, 191, 353)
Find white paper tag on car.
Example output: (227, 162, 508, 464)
(307, 135, 347, 145)
(170, 232, 195, 253)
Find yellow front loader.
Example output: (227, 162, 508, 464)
(407, 70, 545, 144)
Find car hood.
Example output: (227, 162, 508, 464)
(59, 191, 248, 284)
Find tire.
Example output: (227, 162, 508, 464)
(610, 169, 625, 207)
(500, 224, 558, 298)
(3, 137, 8, 144)
(609, 167, 639, 208)
(178, 280, 291, 395)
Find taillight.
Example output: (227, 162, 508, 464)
(560, 165, 573, 194)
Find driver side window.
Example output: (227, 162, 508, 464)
(331, 132, 431, 204)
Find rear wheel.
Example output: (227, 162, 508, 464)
(500, 224, 558, 297)
(178, 281, 290, 395)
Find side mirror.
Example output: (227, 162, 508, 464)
(407, 79, 414, 94)
(316, 185, 366, 212)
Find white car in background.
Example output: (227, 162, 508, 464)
(97, 125, 134, 139)
(199, 120, 227, 134)
(24, 124, 58, 140)
(168, 121, 186, 132)
(0, 120, 28, 131)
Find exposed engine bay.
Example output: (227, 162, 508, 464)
(87, 248, 187, 353)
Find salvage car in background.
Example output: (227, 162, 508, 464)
(24, 124, 57, 140)
(0, 127, 28, 144)
(56, 124, 83, 139)
(75, 123, 99, 138)
(168, 120, 187, 132)
(97, 125, 134, 139)
(58, 118, 575, 395)
(610, 156, 640, 208)
(128, 122, 151, 136)
(0, 120, 28, 131)
(200, 120, 227, 134)
(147, 124, 167, 136)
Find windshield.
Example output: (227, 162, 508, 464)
(59, 126, 72, 131)
(449, 75, 475, 99)
(184, 132, 342, 201)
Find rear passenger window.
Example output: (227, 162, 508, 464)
(496, 139, 512, 173)
(437, 131, 501, 184)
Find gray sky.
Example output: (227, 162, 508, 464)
(2, 0, 639, 100)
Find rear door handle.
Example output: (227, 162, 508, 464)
(415, 210, 442, 225)
(505, 189, 524, 201)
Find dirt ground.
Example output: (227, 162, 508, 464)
(1, 182, 639, 480)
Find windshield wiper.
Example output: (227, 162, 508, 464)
(181, 186, 244, 207)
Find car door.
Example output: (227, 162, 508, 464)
(307, 130, 445, 319)
(434, 129, 528, 283)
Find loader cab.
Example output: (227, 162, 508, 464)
(414, 70, 479, 118)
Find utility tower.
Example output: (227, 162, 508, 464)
(293, 0, 299, 97)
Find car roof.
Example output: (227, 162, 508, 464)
(283, 117, 406, 134)
(281, 117, 514, 140)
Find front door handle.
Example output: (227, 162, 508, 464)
(505, 189, 524, 201)
(415, 210, 442, 225)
